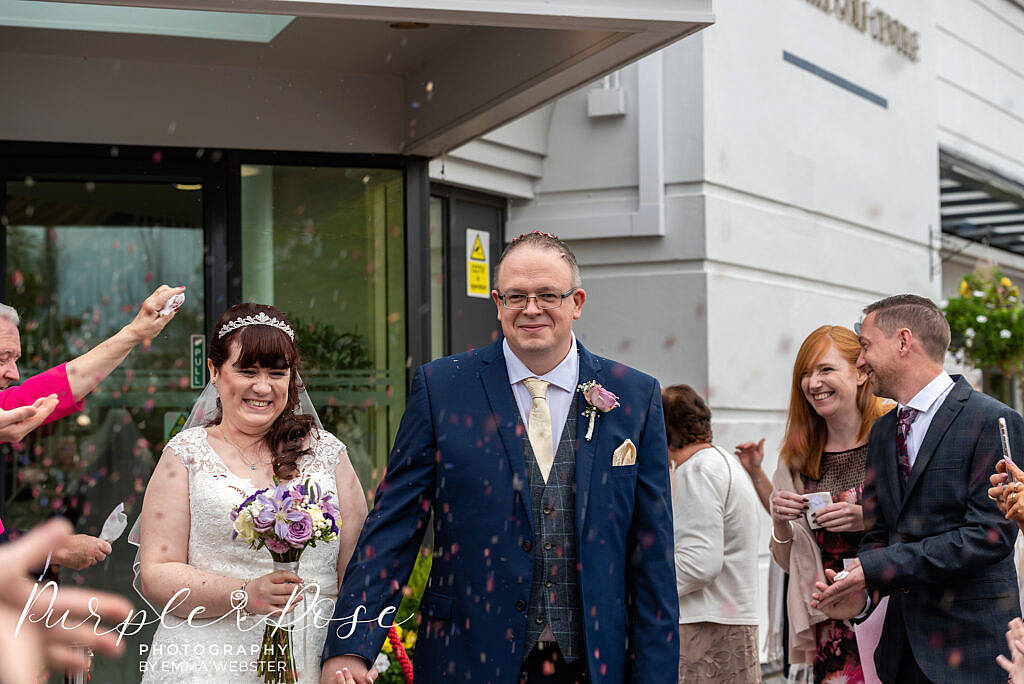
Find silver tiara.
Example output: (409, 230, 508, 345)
(218, 312, 295, 340)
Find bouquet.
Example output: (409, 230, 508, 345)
(231, 480, 340, 683)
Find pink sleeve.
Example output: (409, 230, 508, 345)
(0, 363, 84, 426)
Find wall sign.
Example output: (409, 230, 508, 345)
(800, 0, 920, 62)
(190, 334, 206, 389)
(466, 229, 490, 299)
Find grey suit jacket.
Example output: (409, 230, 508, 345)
(859, 375, 1021, 683)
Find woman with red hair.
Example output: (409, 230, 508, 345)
(742, 325, 888, 683)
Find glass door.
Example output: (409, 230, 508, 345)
(3, 178, 206, 682)
(239, 164, 406, 486)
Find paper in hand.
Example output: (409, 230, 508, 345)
(159, 292, 185, 316)
(99, 502, 128, 543)
(804, 491, 833, 529)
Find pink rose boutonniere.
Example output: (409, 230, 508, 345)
(578, 381, 619, 441)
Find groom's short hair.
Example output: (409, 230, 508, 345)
(494, 231, 582, 289)
(864, 294, 950, 363)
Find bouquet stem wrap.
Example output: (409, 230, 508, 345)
(258, 559, 304, 684)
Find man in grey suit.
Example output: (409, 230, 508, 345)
(812, 294, 1021, 683)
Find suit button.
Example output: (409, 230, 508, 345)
(515, 600, 526, 612)
(535, 616, 544, 624)
(901, 588, 910, 594)
(544, 542, 553, 550)
(522, 541, 532, 552)
(545, 580, 553, 588)
(543, 506, 552, 515)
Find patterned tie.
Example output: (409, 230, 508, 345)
(896, 406, 920, 485)
(523, 377, 554, 483)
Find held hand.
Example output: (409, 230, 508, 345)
(54, 534, 112, 570)
(244, 570, 304, 614)
(125, 285, 185, 344)
(734, 439, 765, 474)
(813, 502, 864, 532)
(810, 561, 867, 620)
(0, 394, 58, 443)
(997, 618, 1024, 683)
(770, 490, 807, 522)
(322, 656, 377, 684)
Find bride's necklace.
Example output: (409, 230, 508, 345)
(220, 428, 266, 471)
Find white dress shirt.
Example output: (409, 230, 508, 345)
(503, 335, 580, 456)
(899, 371, 955, 467)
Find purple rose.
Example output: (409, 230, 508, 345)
(285, 513, 314, 548)
(585, 385, 619, 412)
(265, 536, 291, 554)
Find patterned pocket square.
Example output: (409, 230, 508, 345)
(612, 439, 636, 466)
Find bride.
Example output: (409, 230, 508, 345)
(134, 303, 368, 682)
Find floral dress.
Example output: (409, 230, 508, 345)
(803, 445, 867, 684)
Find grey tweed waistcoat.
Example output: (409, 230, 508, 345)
(520, 392, 584, 663)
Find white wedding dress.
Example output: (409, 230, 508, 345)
(141, 426, 344, 683)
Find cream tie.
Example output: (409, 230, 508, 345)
(523, 377, 554, 483)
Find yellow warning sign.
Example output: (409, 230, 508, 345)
(470, 235, 486, 261)
(466, 229, 490, 298)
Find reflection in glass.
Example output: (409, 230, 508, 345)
(241, 165, 405, 488)
(4, 179, 205, 682)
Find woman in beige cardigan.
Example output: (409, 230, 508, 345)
(762, 326, 888, 683)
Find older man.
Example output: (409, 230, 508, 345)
(812, 294, 1020, 683)
(323, 232, 677, 684)
(0, 285, 183, 570)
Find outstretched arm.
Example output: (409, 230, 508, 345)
(65, 285, 183, 402)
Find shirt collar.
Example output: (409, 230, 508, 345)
(903, 371, 954, 413)
(503, 334, 578, 393)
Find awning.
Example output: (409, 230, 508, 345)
(940, 149, 1024, 257)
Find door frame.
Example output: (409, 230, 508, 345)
(0, 141, 431, 374)
(429, 182, 506, 357)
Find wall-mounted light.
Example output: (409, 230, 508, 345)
(173, 183, 202, 191)
(388, 21, 429, 29)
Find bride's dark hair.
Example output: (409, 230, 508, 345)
(207, 303, 312, 480)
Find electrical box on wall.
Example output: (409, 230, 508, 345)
(587, 87, 626, 118)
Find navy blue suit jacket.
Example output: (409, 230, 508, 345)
(324, 339, 678, 682)
(859, 375, 1021, 683)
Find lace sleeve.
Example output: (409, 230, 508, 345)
(303, 430, 347, 475)
(166, 427, 220, 473)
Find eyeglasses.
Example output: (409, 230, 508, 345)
(497, 289, 577, 310)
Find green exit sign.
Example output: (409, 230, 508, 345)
(190, 334, 206, 389)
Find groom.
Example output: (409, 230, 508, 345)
(322, 232, 677, 683)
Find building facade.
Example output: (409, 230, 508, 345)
(436, 0, 1024, 660)
(0, 1, 712, 679)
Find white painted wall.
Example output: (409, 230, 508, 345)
(451, 0, 1024, 662)
(936, 0, 1024, 184)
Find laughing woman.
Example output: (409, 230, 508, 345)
(756, 326, 889, 683)
(135, 303, 368, 683)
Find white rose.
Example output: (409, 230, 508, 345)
(965, 328, 975, 338)
(374, 653, 391, 674)
(1001, 329, 1012, 339)
(976, 315, 988, 323)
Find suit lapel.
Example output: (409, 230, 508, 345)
(478, 340, 533, 531)
(574, 344, 602, 539)
(900, 377, 969, 510)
